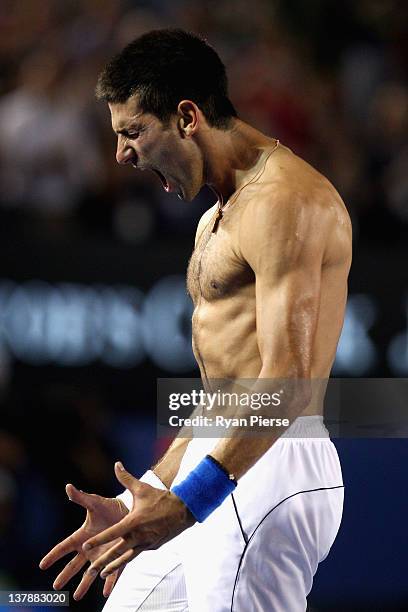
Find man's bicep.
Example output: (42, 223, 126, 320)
(254, 260, 322, 378)
(244, 197, 324, 377)
(240, 194, 326, 377)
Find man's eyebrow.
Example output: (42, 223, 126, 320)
(113, 122, 143, 135)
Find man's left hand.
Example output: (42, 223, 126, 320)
(83, 462, 195, 579)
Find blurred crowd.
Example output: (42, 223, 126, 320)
(0, 0, 407, 246)
(0, 0, 407, 607)
(0, 367, 165, 609)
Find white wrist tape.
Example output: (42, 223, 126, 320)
(116, 469, 167, 511)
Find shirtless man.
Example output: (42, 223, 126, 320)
(40, 29, 352, 611)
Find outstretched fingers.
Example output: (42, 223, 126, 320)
(53, 553, 87, 590)
(100, 548, 138, 579)
(102, 569, 121, 598)
(74, 553, 126, 601)
(66, 483, 97, 511)
(72, 566, 99, 601)
(86, 537, 135, 577)
(83, 517, 131, 552)
(39, 530, 80, 570)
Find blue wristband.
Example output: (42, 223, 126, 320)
(171, 455, 237, 523)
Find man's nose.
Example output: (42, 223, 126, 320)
(116, 140, 136, 165)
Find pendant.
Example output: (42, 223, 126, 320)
(212, 208, 223, 233)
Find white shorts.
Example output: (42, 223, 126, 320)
(103, 416, 344, 612)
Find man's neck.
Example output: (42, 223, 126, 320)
(202, 119, 276, 204)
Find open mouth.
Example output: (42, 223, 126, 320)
(152, 169, 170, 192)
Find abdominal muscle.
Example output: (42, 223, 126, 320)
(191, 276, 346, 417)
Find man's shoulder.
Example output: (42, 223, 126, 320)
(239, 146, 352, 265)
(246, 146, 350, 227)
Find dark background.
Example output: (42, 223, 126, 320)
(0, 1, 407, 610)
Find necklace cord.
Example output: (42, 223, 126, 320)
(210, 139, 280, 233)
(219, 139, 280, 214)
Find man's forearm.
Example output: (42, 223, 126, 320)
(210, 375, 312, 480)
(151, 399, 209, 487)
(117, 435, 190, 509)
(151, 436, 191, 488)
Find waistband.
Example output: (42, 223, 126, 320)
(281, 415, 330, 439)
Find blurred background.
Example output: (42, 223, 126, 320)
(0, 0, 407, 610)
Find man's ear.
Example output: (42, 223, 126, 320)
(177, 100, 199, 136)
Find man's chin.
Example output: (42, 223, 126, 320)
(178, 185, 200, 202)
(177, 186, 189, 201)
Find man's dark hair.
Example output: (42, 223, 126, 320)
(95, 28, 237, 129)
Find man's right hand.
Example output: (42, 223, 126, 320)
(39, 483, 129, 600)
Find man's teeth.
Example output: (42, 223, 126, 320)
(153, 169, 169, 191)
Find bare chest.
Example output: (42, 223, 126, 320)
(187, 211, 254, 303)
